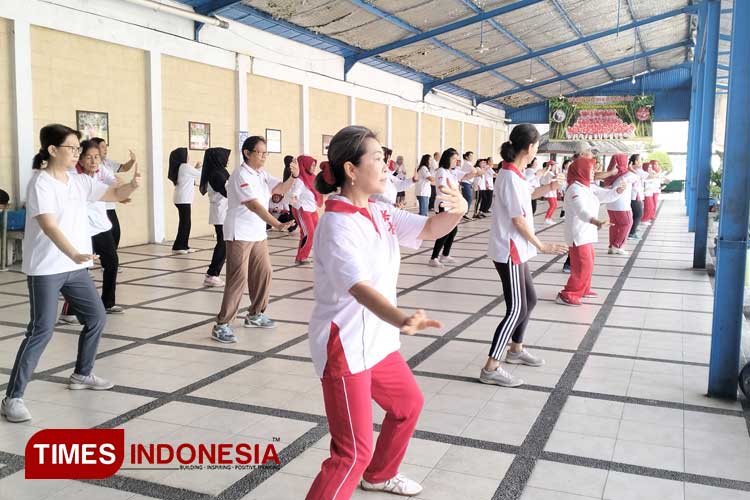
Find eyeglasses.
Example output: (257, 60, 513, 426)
(58, 145, 83, 155)
(252, 150, 268, 157)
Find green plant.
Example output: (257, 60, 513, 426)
(710, 168, 722, 200)
(646, 151, 673, 174)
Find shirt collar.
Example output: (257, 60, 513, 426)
(324, 195, 380, 236)
(503, 162, 525, 180)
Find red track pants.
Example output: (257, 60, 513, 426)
(607, 210, 633, 249)
(560, 243, 595, 305)
(296, 209, 319, 262)
(642, 195, 656, 223)
(545, 197, 557, 219)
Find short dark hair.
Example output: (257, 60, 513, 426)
(0, 189, 9, 205)
(90, 137, 106, 146)
(500, 124, 540, 164)
(463, 151, 473, 160)
(438, 148, 458, 170)
(241, 136, 266, 162)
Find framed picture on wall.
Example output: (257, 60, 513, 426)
(189, 122, 211, 150)
(322, 134, 334, 156)
(266, 129, 282, 154)
(76, 110, 109, 143)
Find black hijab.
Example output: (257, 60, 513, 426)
(199, 147, 231, 195)
(168, 147, 188, 186)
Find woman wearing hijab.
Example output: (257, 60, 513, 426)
(168, 147, 201, 254)
(281, 155, 299, 233)
(603, 153, 638, 255)
(199, 147, 231, 286)
(290, 155, 322, 264)
(641, 160, 662, 226)
(557, 156, 624, 306)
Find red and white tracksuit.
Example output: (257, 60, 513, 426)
(290, 179, 320, 261)
(606, 172, 638, 249)
(306, 195, 428, 500)
(561, 182, 621, 304)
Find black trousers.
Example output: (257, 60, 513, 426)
(106, 209, 121, 248)
(431, 206, 457, 259)
(480, 190, 492, 213)
(92, 230, 118, 308)
(207, 225, 226, 277)
(531, 199, 538, 215)
(173, 203, 192, 250)
(630, 200, 644, 236)
(489, 260, 537, 359)
(428, 185, 437, 211)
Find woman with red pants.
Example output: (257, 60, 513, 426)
(603, 152, 640, 256)
(291, 155, 322, 264)
(641, 160, 662, 225)
(306, 126, 466, 499)
(557, 157, 624, 306)
(540, 160, 559, 225)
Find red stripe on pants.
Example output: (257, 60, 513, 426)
(560, 243, 595, 304)
(607, 210, 633, 249)
(296, 209, 319, 262)
(306, 351, 424, 500)
(642, 195, 656, 222)
(545, 197, 557, 219)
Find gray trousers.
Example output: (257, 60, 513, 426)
(5, 269, 106, 399)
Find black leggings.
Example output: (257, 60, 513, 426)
(489, 260, 537, 360)
(207, 225, 226, 277)
(63, 230, 118, 314)
(428, 185, 437, 211)
(531, 199, 538, 215)
(431, 206, 457, 259)
(106, 209, 121, 248)
(173, 203, 192, 251)
(630, 200, 643, 236)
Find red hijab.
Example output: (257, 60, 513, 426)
(567, 157, 595, 187)
(604, 154, 629, 187)
(297, 155, 323, 207)
(646, 160, 661, 173)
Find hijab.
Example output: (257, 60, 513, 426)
(199, 147, 231, 195)
(297, 155, 323, 207)
(168, 147, 188, 186)
(567, 157, 595, 187)
(604, 153, 629, 187)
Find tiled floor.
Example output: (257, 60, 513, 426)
(1, 199, 749, 500)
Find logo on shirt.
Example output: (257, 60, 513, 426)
(240, 183, 249, 188)
(380, 210, 396, 235)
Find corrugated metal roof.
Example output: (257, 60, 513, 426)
(177, 0, 731, 110)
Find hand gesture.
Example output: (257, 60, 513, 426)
(128, 149, 136, 162)
(274, 221, 293, 232)
(436, 179, 468, 215)
(591, 218, 610, 230)
(401, 309, 443, 335)
(539, 242, 568, 255)
(72, 253, 98, 264)
(195, 162, 202, 169)
(549, 180, 561, 191)
(129, 162, 141, 189)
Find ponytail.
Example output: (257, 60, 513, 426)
(500, 124, 540, 163)
(32, 124, 80, 169)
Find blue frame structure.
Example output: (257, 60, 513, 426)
(708, 0, 749, 399)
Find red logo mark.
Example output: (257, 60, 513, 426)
(25, 429, 124, 479)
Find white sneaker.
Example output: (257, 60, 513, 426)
(1, 397, 31, 423)
(479, 366, 524, 387)
(428, 258, 444, 268)
(361, 473, 423, 496)
(105, 305, 124, 314)
(69, 373, 114, 391)
(173, 249, 189, 255)
(613, 247, 628, 256)
(203, 275, 224, 287)
(439, 255, 456, 264)
(187, 248, 198, 253)
(545, 219, 555, 225)
(505, 349, 545, 367)
(58, 315, 80, 325)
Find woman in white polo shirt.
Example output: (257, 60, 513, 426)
(167, 147, 202, 254)
(305, 126, 466, 499)
(210, 136, 299, 343)
(603, 153, 639, 255)
(199, 147, 231, 286)
(556, 156, 624, 306)
(429, 148, 462, 268)
(415, 154, 433, 216)
(2, 124, 140, 423)
(481, 124, 567, 388)
(290, 155, 321, 264)
(540, 160, 559, 225)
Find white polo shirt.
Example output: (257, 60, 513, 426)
(290, 179, 318, 212)
(207, 185, 228, 225)
(540, 172, 558, 198)
(173, 163, 201, 205)
(84, 167, 118, 236)
(484, 168, 495, 191)
(488, 163, 537, 264)
(372, 175, 413, 205)
(525, 167, 541, 191)
(607, 172, 638, 211)
(224, 163, 280, 242)
(308, 195, 427, 378)
(415, 165, 431, 197)
(458, 160, 474, 184)
(564, 182, 623, 246)
(434, 167, 460, 213)
(101, 158, 121, 210)
(22, 170, 108, 276)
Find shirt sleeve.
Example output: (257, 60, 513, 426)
(501, 176, 525, 219)
(238, 171, 258, 203)
(101, 168, 119, 186)
(323, 222, 372, 296)
(385, 204, 427, 249)
(27, 176, 56, 218)
(266, 173, 281, 191)
(569, 187, 596, 223)
(591, 184, 622, 204)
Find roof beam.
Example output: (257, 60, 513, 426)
(194, 0, 241, 16)
(457, 0, 580, 91)
(344, 0, 545, 73)
(550, 0, 617, 81)
(345, 0, 547, 101)
(424, 4, 697, 94)
(477, 41, 690, 105)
